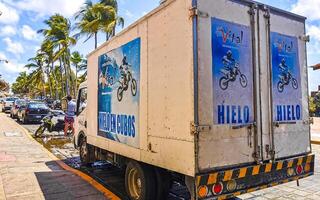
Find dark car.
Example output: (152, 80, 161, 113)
(2, 97, 19, 113)
(10, 99, 26, 118)
(17, 102, 50, 124)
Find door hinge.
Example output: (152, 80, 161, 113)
(191, 122, 211, 135)
(299, 35, 310, 42)
(189, 7, 209, 19)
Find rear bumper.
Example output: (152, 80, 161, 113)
(196, 154, 315, 200)
(3, 107, 11, 112)
(26, 114, 47, 122)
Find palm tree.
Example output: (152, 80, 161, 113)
(100, 0, 124, 40)
(25, 54, 47, 98)
(70, 51, 83, 95)
(75, 1, 116, 48)
(11, 72, 32, 95)
(40, 40, 59, 99)
(38, 14, 77, 96)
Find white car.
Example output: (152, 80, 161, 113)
(2, 97, 18, 113)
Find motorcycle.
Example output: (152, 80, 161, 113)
(277, 71, 298, 93)
(117, 65, 137, 102)
(35, 110, 69, 137)
(219, 62, 248, 90)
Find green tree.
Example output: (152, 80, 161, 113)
(11, 72, 30, 95)
(100, 0, 124, 40)
(70, 51, 83, 95)
(25, 54, 47, 98)
(38, 14, 77, 96)
(75, 1, 116, 48)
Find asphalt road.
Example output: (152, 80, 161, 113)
(6, 112, 320, 200)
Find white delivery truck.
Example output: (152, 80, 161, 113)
(74, 0, 315, 199)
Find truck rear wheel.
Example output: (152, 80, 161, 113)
(155, 168, 171, 200)
(125, 161, 156, 200)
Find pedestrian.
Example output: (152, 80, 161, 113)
(64, 95, 76, 136)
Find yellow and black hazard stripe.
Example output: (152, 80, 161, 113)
(196, 154, 314, 200)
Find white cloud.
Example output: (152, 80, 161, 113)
(307, 25, 320, 42)
(0, 2, 19, 24)
(0, 25, 16, 36)
(7, 0, 85, 18)
(3, 38, 24, 55)
(291, 0, 320, 21)
(124, 10, 134, 18)
(21, 25, 37, 40)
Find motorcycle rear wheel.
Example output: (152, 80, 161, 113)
(35, 126, 46, 137)
(277, 81, 284, 93)
(117, 86, 124, 102)
(219, 77, 229, 90)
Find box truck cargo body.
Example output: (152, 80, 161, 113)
(74, 0, 314, 199)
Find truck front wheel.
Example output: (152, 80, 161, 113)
(125, 161, 156, 200)
(79, 136, 93, 166)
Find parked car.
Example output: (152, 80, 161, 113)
(10, 99, 26, 118)
(2, 97, 18, 113)
(17, 102, 50, 124)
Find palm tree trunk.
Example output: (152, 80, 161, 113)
(47, 67, 53, 98)
(51, 62, 59, 99)
(63, 53, 70, 96)
(95, 32, 98, 49)
(58, 45, 65, 97)
(75, 65, 78, 97)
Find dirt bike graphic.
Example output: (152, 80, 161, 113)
(277, 71, 298, 93)
(117, 66, 137, 102)
(219, 62, 248, 90)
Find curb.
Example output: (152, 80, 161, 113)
(16, 120, 120, 200)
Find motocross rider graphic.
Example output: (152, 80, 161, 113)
(218, 50, 248, 90)
(117, 55, 138, 101)
(279, 58, 288, 82)
(222, 50, 236, 74)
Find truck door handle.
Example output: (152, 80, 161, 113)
(232, 122, 256, 130)
(273, 121, 296, 127)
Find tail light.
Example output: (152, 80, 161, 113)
(198, 185, 208, 198)
(296, 165, 303, 175)
(26, 108, 30, 114)
(212, 182, 223, 195)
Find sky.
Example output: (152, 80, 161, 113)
(0, 0, 320, 92)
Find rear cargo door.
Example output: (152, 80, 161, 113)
(259, 8, 310, 160)
(197, 0, 261, 170)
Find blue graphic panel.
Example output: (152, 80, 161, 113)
(98, 38, 140, 148)
(212, 18, 254, 125)
(271, 33, 302, 122)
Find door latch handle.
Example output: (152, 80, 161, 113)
(232, 122, 256, 130)
(273, 121, 296, 127)
(84, 121, 87, 128)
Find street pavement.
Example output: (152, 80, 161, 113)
(0, 113, 107, 200)
(1, 110, 320, 199)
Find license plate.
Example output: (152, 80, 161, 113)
(35, 115, 41, 118)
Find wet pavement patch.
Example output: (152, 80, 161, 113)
(3, 132, 22, 137)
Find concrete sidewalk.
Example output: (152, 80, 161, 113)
(0, 113, 107, 200)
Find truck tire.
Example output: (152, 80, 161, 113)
(155, 168, 171, 200)
(79, 136, 93, 166)
(125, 161, 156, 200)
